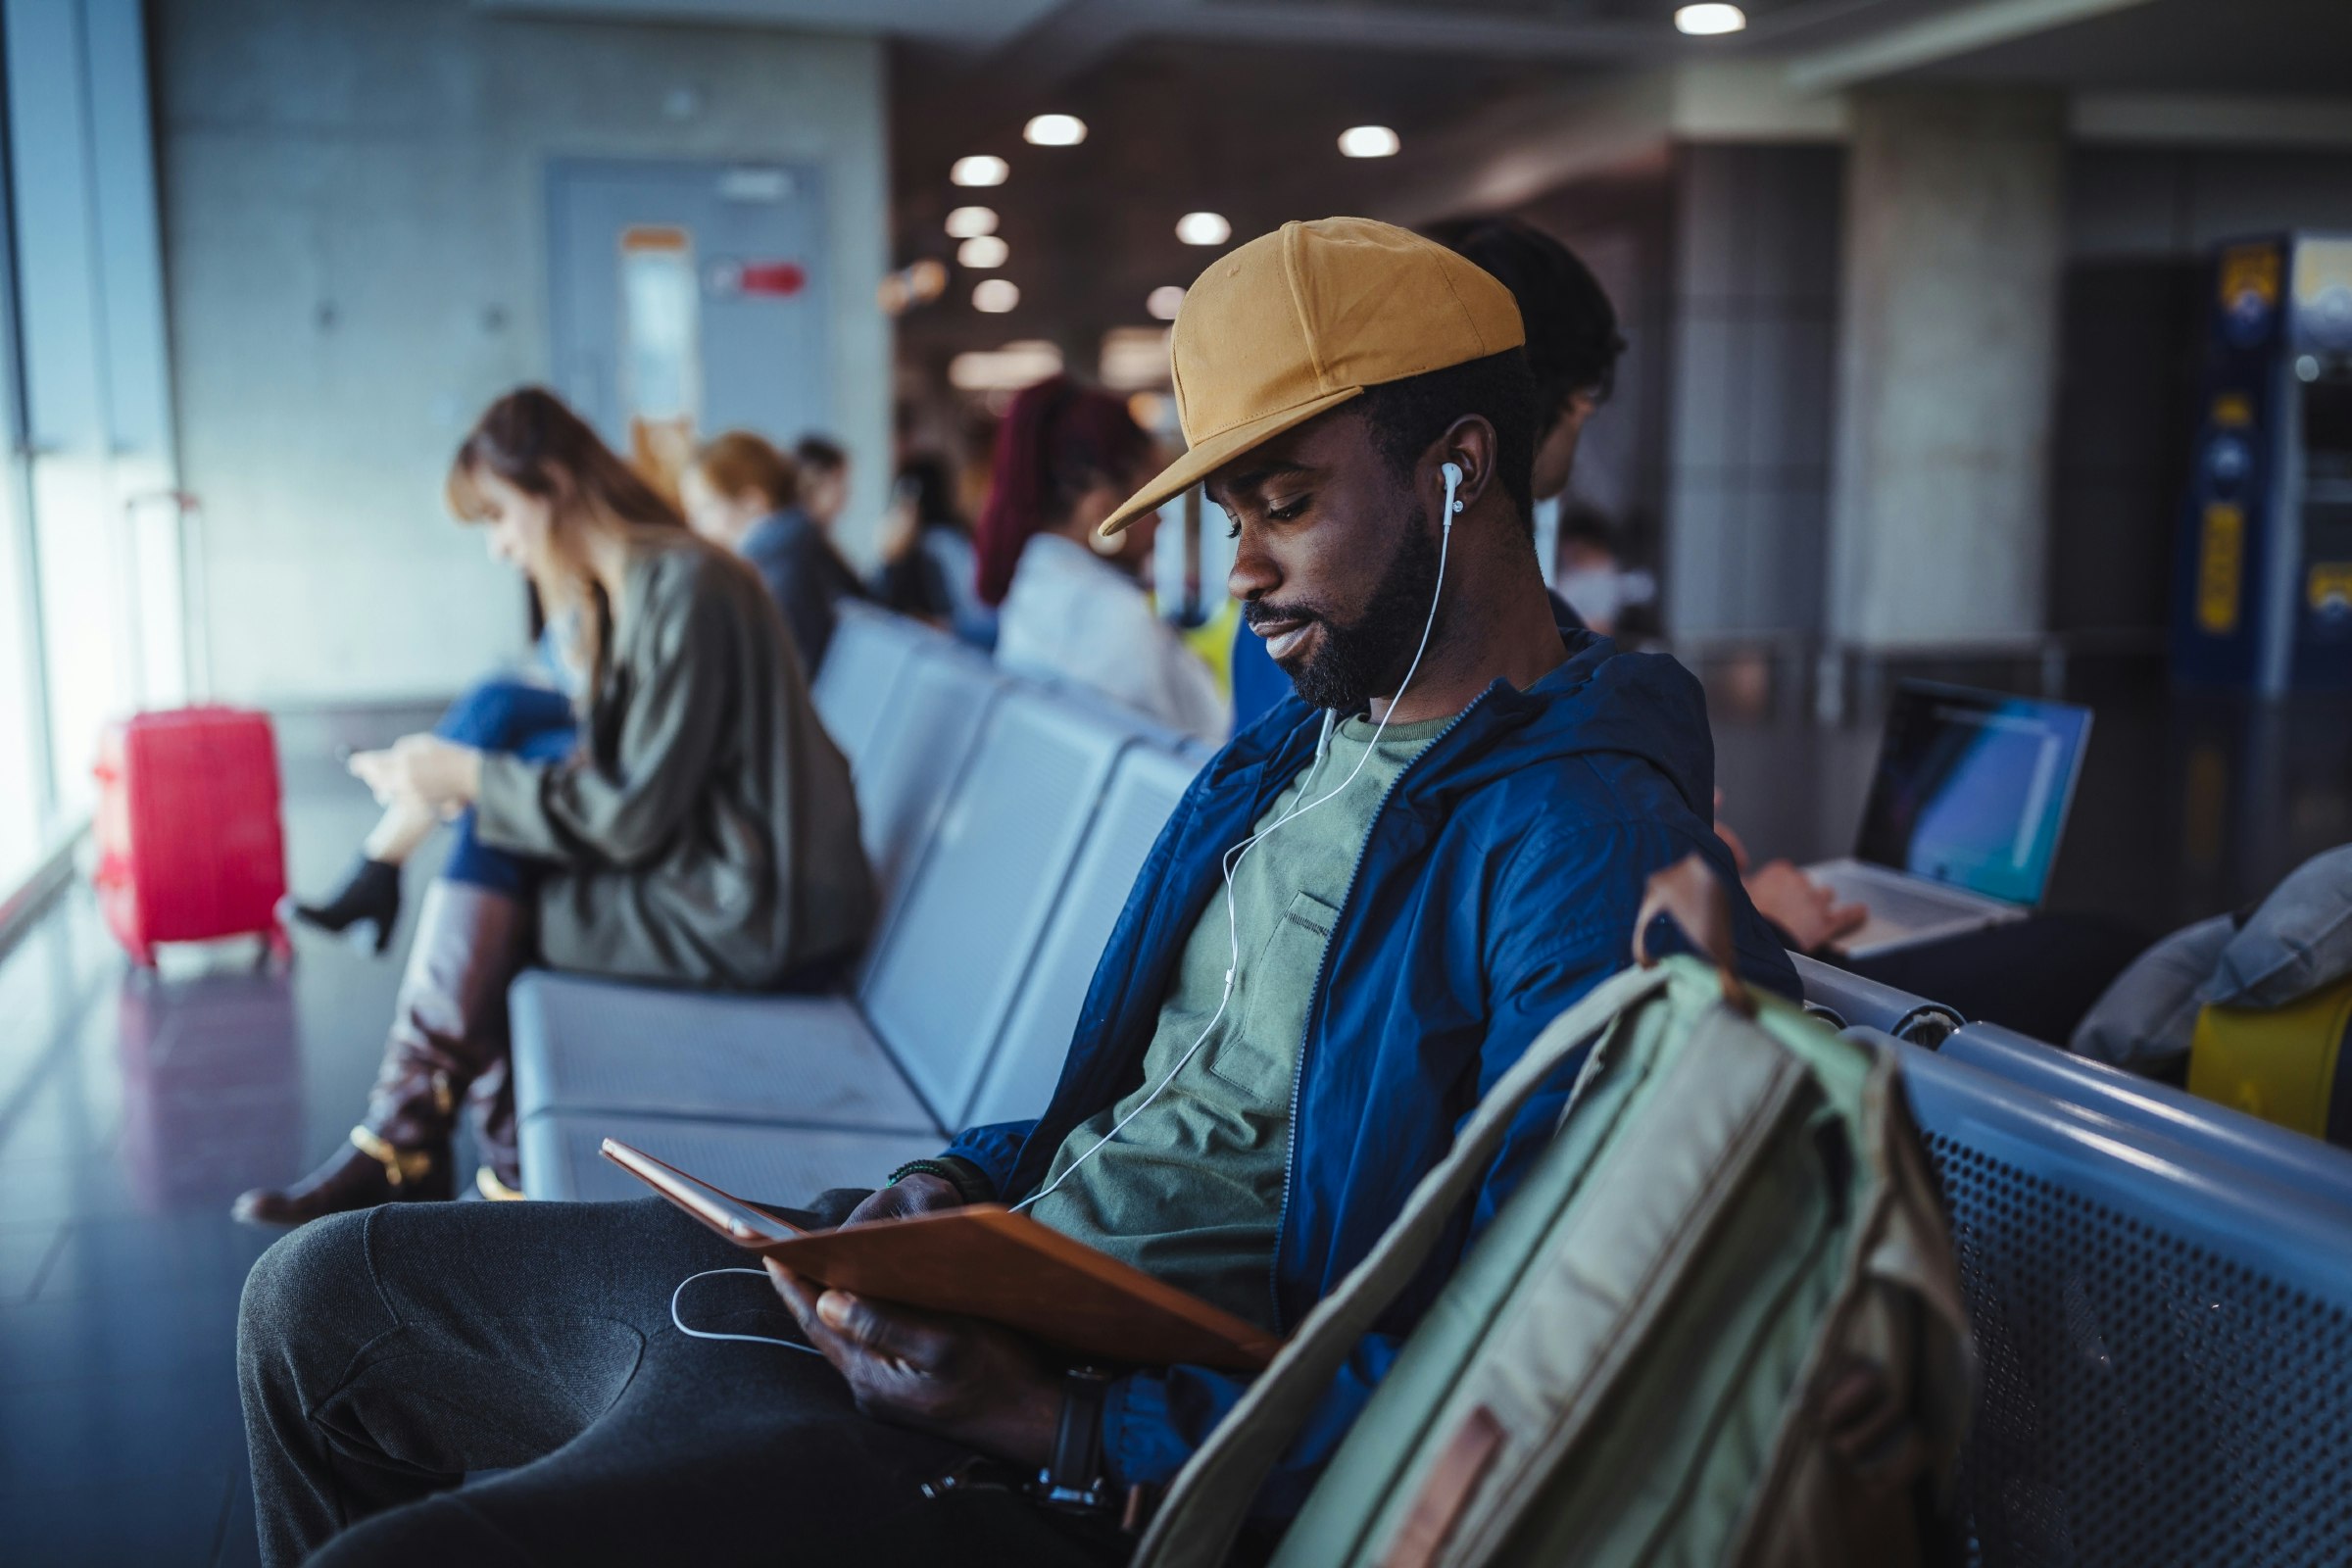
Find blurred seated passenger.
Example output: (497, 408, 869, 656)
(977, 375, 1228, 745)
(1232, 215, 1626, 729)
(1717, 800, 2146, 1043)
(680, 429, 866, 675)
(1551, 501, 1657, 639)
(873, 454, 997, 649)
(235, 388, 875, 1225)
(796, 433, 852, 532)
(236, 220, 1800, 1567)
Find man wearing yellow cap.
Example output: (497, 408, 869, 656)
(237, 220, 1797, 1567)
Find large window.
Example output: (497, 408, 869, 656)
(0, 0, 182, 899)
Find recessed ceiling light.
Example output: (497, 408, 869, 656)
(1146, 285, 1186, 321)
(1176, 212, 1231, 247)
(945, 205, 998, 239)
(1674, 3, 1746, 35)
(1338, 125, 1400, 159)
(951, 155, 1008, 187)
(973, 278, 1021, 314)
(957, 235, 1009, 270)
(1023, 114, 1087, 147)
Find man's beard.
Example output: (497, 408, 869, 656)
(1246, 507, 1443, 712)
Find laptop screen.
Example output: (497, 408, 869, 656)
(1854, 684, 2093, 907)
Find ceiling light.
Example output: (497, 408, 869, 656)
(1674, 4, 1746, 35)
(973, 278, 1020, 314)
(951, 155, 1008, 187)
(1176, 212, 1231, 247)
(1146, 285, 1186, 321)
(957, 234, 1009, 270)
(906, 259, 948, 303)
(949, 339, 1062, 392)
(1023, 114, 1086, 147)
(945, 205, 998, 239)
(1338, 125, 1400, 159)
(1101, 326, 1173, 391)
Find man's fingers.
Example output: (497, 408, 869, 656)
(763, 1262, 864, 1369)
(766, 1259, 832, 1335)
(816, 1290, 956, 1371)
(1826, 900, 1870, 940)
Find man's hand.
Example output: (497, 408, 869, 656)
(838, 1172, 963, 1227)
(1744, 860, 1868, 954)
(766, 1263, 1063, 1468)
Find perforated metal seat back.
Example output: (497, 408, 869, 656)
(848, 644, 1002, 924)
(964, 743, 1201, 1128)
(1901, 1045, 2352, 1567)
(1943, 1022, 2352, 1212)
(859, 688, 1127, 1127)
(812, 603, 928, 767)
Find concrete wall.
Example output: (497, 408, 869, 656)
(1827, 87, 2066, 651)
(1662, 143, 1842, 638)
(151, 0, 890, 704)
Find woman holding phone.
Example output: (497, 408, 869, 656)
(236, 388, 876, 1224)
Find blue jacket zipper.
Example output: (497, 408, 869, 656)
(1264, 688, 1494, 1334)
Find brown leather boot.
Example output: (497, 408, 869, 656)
(466, 1056, 525, 1199)
(234, 881, 529, 1228)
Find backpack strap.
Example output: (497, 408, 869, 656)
(1131, 957, 1677, 1568)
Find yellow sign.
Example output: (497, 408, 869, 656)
(2212, 392, 2253, 428)
(2197, 503, 2243, 635)
(2220, 243, 2280, 311)
(2310, 564, 2352, 613)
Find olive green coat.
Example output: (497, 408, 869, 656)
(474, 530, 876, 990)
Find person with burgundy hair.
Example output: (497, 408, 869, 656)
(977, 375, 1227, 745)
(235, 388, 875, 1226)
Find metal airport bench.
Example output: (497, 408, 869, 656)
(510, 603, 1204, 1202)
(1900, 1038, 2352, 1564)
(1802, 961, 2352, 1561)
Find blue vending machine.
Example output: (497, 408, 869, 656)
(2172, 234, 2352, 693)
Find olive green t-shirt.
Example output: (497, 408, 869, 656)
(1026, 711, 1451, 1330)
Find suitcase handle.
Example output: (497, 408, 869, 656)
(1632, 853, 1755, 1017)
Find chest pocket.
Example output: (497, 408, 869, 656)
(1208, 890, 1338, 1105)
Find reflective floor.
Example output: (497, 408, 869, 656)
(0, 746, 426, 1567)
(0, 669, 2342, 1563)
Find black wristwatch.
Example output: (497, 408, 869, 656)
(1033, 1366, 1115, 1513)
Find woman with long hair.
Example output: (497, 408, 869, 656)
(237, 388, 875, 1224)
(976, 376, 1226, 744)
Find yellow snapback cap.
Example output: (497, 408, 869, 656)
(1099, 216, 1525, 535)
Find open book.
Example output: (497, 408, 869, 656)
(603, 1138, 1282, 1372)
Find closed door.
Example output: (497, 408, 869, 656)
(547, 159, 832, 482)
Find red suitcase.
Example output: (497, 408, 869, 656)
(92, 707, 291, 966)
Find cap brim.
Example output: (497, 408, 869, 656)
(1098, 385, 1365, 536)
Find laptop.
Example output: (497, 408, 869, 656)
(1805, 682, 2093, 959)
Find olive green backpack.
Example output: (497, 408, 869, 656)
(1135, 858, 1976, 1568)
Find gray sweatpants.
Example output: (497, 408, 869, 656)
(236, 1196, 1129, 1567)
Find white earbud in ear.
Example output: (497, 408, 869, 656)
(1441, 460, 1464, 528)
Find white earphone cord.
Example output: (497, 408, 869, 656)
(670, 1267, 824, 1353)
(1013, 463, 1463, 1217)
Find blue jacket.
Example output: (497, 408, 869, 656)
(945, 620, 1798, 1517)
(739, 509, 867, 677)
